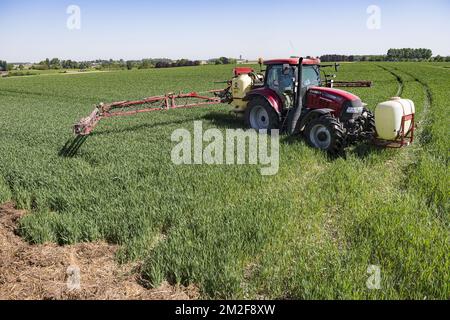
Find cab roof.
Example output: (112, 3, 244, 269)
(264, 58, 321, 66)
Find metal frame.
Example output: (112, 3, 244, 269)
(373, 113, 415, 148)
(74, 90, 224, 136)
(326, 80, 372, 88)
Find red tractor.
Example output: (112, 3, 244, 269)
(224, 57, 376, 155)
(74, 57, 390, 156)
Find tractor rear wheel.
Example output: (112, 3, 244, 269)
(245, 97, 280, 132)
(304, 115, 345, 155)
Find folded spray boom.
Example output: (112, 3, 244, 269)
(73, 89, 229, 136)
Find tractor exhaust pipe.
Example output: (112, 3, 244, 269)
(288, 57, 303, 135)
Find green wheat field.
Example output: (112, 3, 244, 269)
(0, 62, 448, 299)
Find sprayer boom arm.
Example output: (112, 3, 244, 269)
(73, 89, 228, 136)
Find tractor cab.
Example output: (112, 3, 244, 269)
(227, 58, 323, 114)
(240, 57, 325, 116)
(263, 58, 321, 108)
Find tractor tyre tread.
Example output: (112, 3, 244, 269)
(364, 108, 376, 134)
(304, 114, 346, 156)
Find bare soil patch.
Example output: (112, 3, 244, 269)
(0, 202, 198, 300)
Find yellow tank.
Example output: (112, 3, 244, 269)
(375, 97, 415, 140)
(231, 74, 253, 112)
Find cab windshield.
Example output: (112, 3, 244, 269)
(302, 65, 321, 87)
(266, 64, 321, 95)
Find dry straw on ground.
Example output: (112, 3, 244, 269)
(0, 202, 198, 300)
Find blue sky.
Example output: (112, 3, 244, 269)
(1, 0, 449, 62)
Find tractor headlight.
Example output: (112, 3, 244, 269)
(346, 106, 364, 114)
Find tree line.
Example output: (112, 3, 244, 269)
(5, 50, 447, 73)
(320, 54, 386, 62)
(320, 48, 449, 62)
(387, 48, 432, 60)
(28, 57, 237, 71)
(0, 60, 12, 71)
(32, 58, 91, 70)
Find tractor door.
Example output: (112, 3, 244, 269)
(265, 64, 296, 108)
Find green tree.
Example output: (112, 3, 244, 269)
(140, 59, 153, 69)
(386, 48, 433, 61)
(219, 57, 230, 64)
(79, 62, 89, 70)
(50, 58, 61, 68)
(423, 49, 433, 60)
(36, 59, 50, 70)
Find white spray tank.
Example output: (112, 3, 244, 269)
(375, 97, 415, 141)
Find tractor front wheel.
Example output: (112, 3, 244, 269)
(304, 115, 345, 156)
(245, 97, 280, 132)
